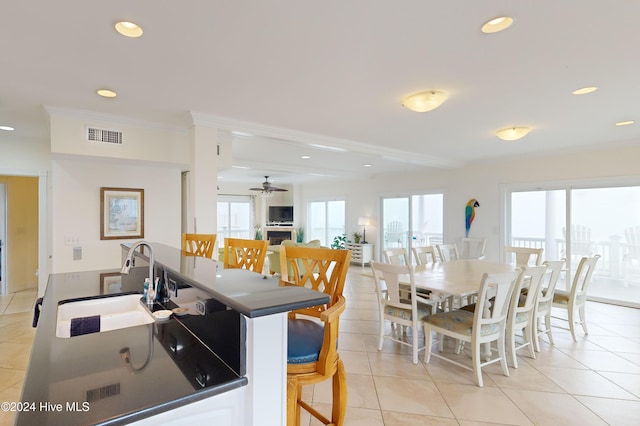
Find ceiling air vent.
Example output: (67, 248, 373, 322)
(87, 127, 123, 145)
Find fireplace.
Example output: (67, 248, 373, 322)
(263, 226, 297, 245)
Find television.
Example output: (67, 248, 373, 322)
(268, 206, 294, 223)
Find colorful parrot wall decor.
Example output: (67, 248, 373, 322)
(465, 199, 480, 237)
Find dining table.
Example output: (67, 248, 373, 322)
(365, 259, 521, 360)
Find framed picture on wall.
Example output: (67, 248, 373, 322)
(100, 272, 122, 294)
(100, 187, 144, 240)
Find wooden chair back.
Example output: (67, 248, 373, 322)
(223, 238, 268, 273)
(181, 233, 216, 258)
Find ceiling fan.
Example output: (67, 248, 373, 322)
(249, 176, 288, 197)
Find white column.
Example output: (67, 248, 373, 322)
(189, 125, 218, 234)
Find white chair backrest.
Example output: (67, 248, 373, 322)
(570, 255, 600, 299)
(412, 246, 437, 266)
(437, 243, 460, 262)
(461, 237, 487, 259)
(475, 270, 522, 326)
(540, 259, 565, 302)
(505, 246, 543, 267)
(516, 265, 547, 311)
(383, 248, 409, 265)
(370, 261, 415, 307)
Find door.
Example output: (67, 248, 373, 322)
(381, 194, 443, 263)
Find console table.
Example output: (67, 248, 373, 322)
(345, 242, 373, 266)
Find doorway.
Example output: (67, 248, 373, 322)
(0, 176, 39, 295)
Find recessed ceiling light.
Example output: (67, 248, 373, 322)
(615, 120, 635, 126)
(363, 164, 372, 168)
(301, 155, 311, 159)
(97, 89, 117, 98)
(495, 126, 531, 141)
(115, 21, 143, 38)
(402, 90, 448, 112)
(481, 16, 514, 34)
(0, 125, 15, 131)
(572, 86, 598, 95)
(232, 165, 251, 169)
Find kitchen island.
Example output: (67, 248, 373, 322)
(18, 243, 329, 425)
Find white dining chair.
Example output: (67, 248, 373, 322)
(506, 265, 546, 368)
(533, 259, 565, 351)
(412, 245, 438, 266)
(552, 255, 600, 341)
(371, 261, 438, 364)
(505, 246, 543, 267)
(423, 269, 522, 387)
(436, 243, 460, 263)
(383, 248, 410, 265)
(460, 237, 486, 260)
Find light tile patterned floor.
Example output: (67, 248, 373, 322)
(301, 266, 640, 425)
(2, 271, 640, 425)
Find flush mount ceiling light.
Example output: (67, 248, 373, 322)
(572, 86, 598, 95)
(616, 120, 635, 126)
(402, 90, 448, 112)
(115, 21, 143, 38)
(495, 126, 531, 141)
(0, 125, 15, 131)
(481, 16, 514, 34)
(97, 89, 117, 98)
(301, 155, 311, 159)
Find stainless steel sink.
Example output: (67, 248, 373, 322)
(56, 293, 155, 338)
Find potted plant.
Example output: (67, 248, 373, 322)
(331, 234, 346, 249)
(296, 226, 304, 243)
(352, 231, 362, 244)
(254, 224, 263, 240)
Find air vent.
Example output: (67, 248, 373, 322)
(86, 383, 120, 402)
(87, 127, 123, 145)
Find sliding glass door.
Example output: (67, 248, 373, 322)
(508, 184, 640, 307)
(381, 193, 443, 263)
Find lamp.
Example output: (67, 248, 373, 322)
(402, 90, 448, 112)
(495, 126, 531, 141)
(357, 216, 370, 244)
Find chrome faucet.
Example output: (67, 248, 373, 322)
(122, 241, 156, 305)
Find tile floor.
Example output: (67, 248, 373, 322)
(0, 288, 37, 426)
(1, 268, 640, 425)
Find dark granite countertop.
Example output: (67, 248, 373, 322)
(18, 244, 330, 425)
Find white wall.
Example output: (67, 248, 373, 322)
(300, 142, 640, 262)
(51, 156, 182, 272)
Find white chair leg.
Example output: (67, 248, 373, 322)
(525, 324, 536, 359)
(568, 305, 577, 341)
(545, 312, 554, 345)
(508, 327, 518, 368)
(579, 305, 588, 335)
(412, 323, 419, 365)
(424, 324, 432, 363)
(533, 318, 541, 352)
(472, 341, 483, 387)
(497, 332, 510, 378)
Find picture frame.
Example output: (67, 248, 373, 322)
(100, 187, 144, 240)
(100, 272, 122, 294)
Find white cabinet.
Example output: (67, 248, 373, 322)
(345, 243, 373, 266)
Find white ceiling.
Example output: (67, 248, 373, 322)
(2, 1, 640, 186)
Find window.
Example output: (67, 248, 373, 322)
(217, 195, 253, 241)
(307, 200, 345, 246)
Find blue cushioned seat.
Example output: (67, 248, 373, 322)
(288, 318, 325, 364)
